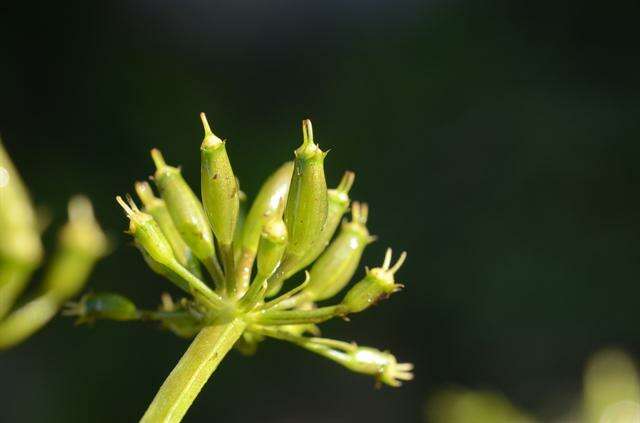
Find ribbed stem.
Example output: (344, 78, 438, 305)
(140, 318, 246, 423)
(251, 305, 346, 325)
(0, 295, 59, 349)
(201, 255, 225, 293)
(220, 244, 237, 298)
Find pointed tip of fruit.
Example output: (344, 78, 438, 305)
(390, 252, 407, 275)
(295, 118, 324, 158)
(67, 195, 94, 223)
(302, 119, 313, 145)
(337, 171, 355, 194)
(200, 112, 212, 135)
(116, 195, 133, 216)
(134, 181, 157, 207)
(150, 148, 167, 170)
(351, 202, 369, 225)
(200, 112, 224, 148)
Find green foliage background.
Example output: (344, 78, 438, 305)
(1, 1, 639, 421)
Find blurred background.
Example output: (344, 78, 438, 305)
(1, 1, 640, 422)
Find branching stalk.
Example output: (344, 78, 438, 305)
(140, 318, 246, 423)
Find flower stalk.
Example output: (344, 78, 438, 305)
(140, 318, 247, 423)
(71, 115, 412, 422)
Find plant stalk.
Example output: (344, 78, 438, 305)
(140, 317, 246, 423)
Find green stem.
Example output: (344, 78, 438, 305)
(220, 244, 237, 298)
(257, 275, 309, 311)
(168, 262, 227, 311)
(140, 318, 246, 423)
(0, 294, 59, 350)
(0, 264, 34, 320)
(269, 291, 312, 311)
(202, 255, 225, 294)
(239, 274, 267, 311)
(250, 305, 346, 325)
(250, 325, 351, 363)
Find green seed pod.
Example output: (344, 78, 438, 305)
(0, 140, 37, 229)
(119, 196, 226, 310)
(256, 208, 288, 279)
(200, 112, 239, 248)
(282, 119, 328, 267)
(150, 149, 217, 269)
(42, 196, 108, 301)
(117, 196, 176, 268)
(135, 181, 202, 278)
(236, 161, 294, 284)
(306, 202, 374, 301)
(136, 241, 190, 293)
(286, 171, 356, 279)
(69, 292, 139, 323)
(0, 141, 43, 319)
(337, 346, 414, 387)
(341, 248, 406, 314)
(0, 140, 43, 267)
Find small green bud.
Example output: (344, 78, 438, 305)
(200, 113, 239, 248)
(150, 149, 216, 267)
(282, 119, 328, 267)
(253, 328, 414, 388)
(306, 202, 374, 301)
(117, 196, 176, 268)
(135, 181, 202, 278)
(286, 171, 355, 278)
(237, 161, 294, 283)
(65, 292, 139, 323)
(235, 331, 262, 356)
(339, 346, 414, 387)
(341, 248, 406, 314)
(256, 205, 288, 279)
(42, 196, 108, 301)
(58, 196, 109, 259)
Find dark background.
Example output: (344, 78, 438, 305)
(1, 1, 640, 422)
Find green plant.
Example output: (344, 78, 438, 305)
(67, 115, 412, 422)
(0, 140, 107, 349)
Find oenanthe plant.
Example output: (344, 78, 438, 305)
(67, 115, 412, 422)
(0, 139, 107, 349)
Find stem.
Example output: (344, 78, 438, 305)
(269, 291, 312, 311)
(169, 261, 227, 311)
(0, 264, 34, 320)
(251, 305, 346, 325)
(220, 244, 237, 298)
(202, 255, 225, 294)
(140, 318, 246, 423)
(239, 274, 267, 311)
(250, 325, 351, 363)
(257, 273, 310, 311)
(0, 294, 59, 350)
